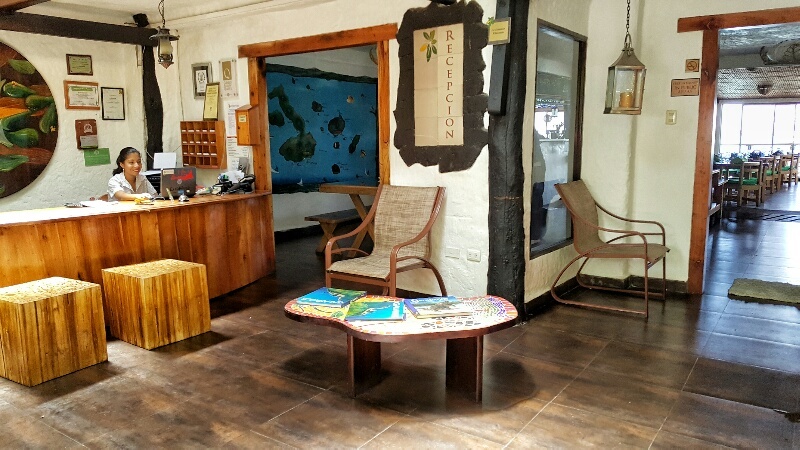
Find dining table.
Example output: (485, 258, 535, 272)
(318, 181, 378, 251)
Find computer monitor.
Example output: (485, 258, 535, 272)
(160, 167, 197, 198)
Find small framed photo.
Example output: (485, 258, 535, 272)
(64, 80, 100, 110)
(66, 54, 93, 75)
(192, 62, 212, 99)
(101, 87, 125, 120)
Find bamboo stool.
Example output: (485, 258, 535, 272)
(102, 259, 210, 350)
(0, 277, 107, 386)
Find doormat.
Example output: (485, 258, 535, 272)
(728, 278, 800, 305)
(729, 208, 800, 223)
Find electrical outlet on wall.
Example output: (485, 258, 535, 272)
(445, 247, 460, 258)
(466, 249, 481, 262)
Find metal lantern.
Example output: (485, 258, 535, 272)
(150, 0, 179, 69)
(604, 0, 646, 115)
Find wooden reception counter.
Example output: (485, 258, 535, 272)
(0, 193, 275, 299)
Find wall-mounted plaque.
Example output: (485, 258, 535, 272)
(488, 17, 510, 45)
(203, 82, 220, 120)
(66, 54, 93, 75)
(685, 58, 700, 73)
(64, 80, 100, 109)
(670, 78, 700, 97)
(74, 119, 98, 149)
(101, 87, 125, 120)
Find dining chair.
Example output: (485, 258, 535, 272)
(760, 156, 779, 195)
(549, 180, 669, 318)
(724, 161, 762, 207)
(325, 185, 447, 297)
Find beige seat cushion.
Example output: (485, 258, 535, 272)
(328, 251, 422, 280)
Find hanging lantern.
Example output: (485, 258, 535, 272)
(150, 0, 179, 69)
(604, 0, 646, 115)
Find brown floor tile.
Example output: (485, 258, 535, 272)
(615, 321, 712, 354)
(553, 368, 680, 428)
(222, 430, 298, 449)
(663, 392, 794, 448)
(483, 352, 582, 403)
(587, 341, 698, 389)
(0, 401, 82, 448)
(650, 430, 735, 449)
(361, 416, 503, 449)
(508, 403, 658, 448)
(251, 390, 405, 448)
(684, 358, 800, 412)
(713, 314, 800, 346)
(701, 332, 800, 373)
(530, 304, 630, 339)
(724, 298, 800, 325)
(502, 326, 609, 369)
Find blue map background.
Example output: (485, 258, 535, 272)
(266, 66, 378, 192)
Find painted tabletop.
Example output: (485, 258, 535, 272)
(284, 295, 518, 343)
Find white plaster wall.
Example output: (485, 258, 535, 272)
(0, 32, 145, 212)
(168, 0, 494, 296)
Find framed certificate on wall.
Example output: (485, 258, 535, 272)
(101, 87, 125, 120)
(64, 80, 100, 110)
(203, 82, 220, 120)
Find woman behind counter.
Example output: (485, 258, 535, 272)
(108, 147, 158, 201)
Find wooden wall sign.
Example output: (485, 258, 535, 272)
(394, 1, 488, 173)
(74, 119, 98, 149)
(671, 78, 701, 97)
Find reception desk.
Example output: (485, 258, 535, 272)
(0, 193, 275, 299)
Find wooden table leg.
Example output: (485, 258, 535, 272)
(347, 335, 381, 397)
(446, 335, 483, 402)
(315, 223, 338, 253)
(349, 194, 375, 241)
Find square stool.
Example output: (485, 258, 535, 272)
(0, 277, 107, 386)
(102, 259, 210, 350)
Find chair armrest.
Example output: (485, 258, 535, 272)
(325, 205, 378, 269)
(596, 203, 666, 245)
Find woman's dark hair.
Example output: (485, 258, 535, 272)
(112, 147, 141, 175)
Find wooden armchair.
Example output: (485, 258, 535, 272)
(325, 185, 447, 297)
(724, 161, 763, 207)
(550, 180, 669, 318)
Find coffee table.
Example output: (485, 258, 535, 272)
(284, 296, 518, 401)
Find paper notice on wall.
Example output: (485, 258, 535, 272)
(226, 136, 251, 171)
(224, 102, 241, 137)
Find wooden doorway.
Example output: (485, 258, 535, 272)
(238, 24, 397, 193)
(678, 7, 800, 294)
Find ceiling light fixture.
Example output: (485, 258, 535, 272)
(150, 0, 179, 69)
(757, 83, 773, 95)
(604, 0, 646, 115)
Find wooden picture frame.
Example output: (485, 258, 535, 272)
(101, 87, 125, 120)
(66, 54, 93, 75)
(64, 80, 100, 110)
(192, 62, 212, 99)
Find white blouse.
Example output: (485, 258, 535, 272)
(107, 173, 157, 200)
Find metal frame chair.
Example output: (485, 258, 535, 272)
(325, 185, 447, 297)
(549, 180, 669, 318)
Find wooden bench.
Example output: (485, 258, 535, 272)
(101, 259, 210, 350)
(305, 208, 363, 253)
(0, 277, 107, 386)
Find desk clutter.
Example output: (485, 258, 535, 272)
(0, 260, 210, 386)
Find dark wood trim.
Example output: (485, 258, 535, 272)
(488, 0, 528, 315)
(0, 0, 48, 13)
(238, 24, 398, 58)
(686, 29, 718, 294)
(248, 57, 269, 193)
(0, 12, 156, 46)
(677, 7, 800, 32)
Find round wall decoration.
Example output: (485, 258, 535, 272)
(0, 42, 58, 198)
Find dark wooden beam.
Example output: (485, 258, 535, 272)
(0, 0, 48, 13)
(238, 24, 397, 58)
(0, 12, 156, 46)
(677, 6, 800, 32)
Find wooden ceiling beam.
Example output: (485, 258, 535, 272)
(678, 7, 800, 32)
(0, 0, 48, 13)
(0, 12, 156, 46)
(239, 24, 398, 58)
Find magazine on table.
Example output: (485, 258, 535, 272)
(403, 296, 473, 318)
(344, 296, 406, 321)
(295, 287, 366, 307)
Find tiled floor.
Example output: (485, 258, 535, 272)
(1, 193, 799, 448)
